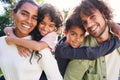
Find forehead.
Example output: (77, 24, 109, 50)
(43, 14, 55, 24)
(80, 9, 100, 18)
(80, 8, 97, 16)
(19, 2, 38, 16)
(69, 26, 84, 33)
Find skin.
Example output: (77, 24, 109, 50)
(12, 2, 38, 37)
(38, 14, 56, 36)
(64, 26, 85, 48)
(5, 2, 38, 57)
(80, 9, 110, 44)
(5, 13, 57, 57)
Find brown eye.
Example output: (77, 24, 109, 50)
(21, 12, 27, 16)
(90, 15, 95, 20)
(40, 22, 45, 25)
(82, 20, 87, 25)
(32, 16, 37, 21)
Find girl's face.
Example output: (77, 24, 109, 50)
(13, 2, 38, 37)
(65, 26, 85, 48)
(38, 14, 56, 36)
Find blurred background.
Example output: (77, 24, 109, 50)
(0, 0, 120, 36)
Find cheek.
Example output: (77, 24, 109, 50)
(66, 35, 72, 43)
(80, 38, 84, 43)
(33, 21, 37, 27)
(38, 25, 42, 31)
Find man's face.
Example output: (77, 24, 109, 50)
(12, 2, 38, 37)
(65, 26, 85, 48)
(80, 9, 106, 38)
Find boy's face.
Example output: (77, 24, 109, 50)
(38, 14, 56, 36)
(65, 26, 85, 48)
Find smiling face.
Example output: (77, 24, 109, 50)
(80, 9, 106, 38)
(38, 14, 56, 36)
(65, 26, 85, 48)
(12, 2, 38, 37)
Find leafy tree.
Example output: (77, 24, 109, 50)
(0, 0, 45, 37)
(0, 1, 12, 36)
(0, 0, 70, 37)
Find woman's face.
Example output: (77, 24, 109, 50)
(38, 14, 56, 36)
(13, 2, 38, 37)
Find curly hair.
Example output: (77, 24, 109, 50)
(78, 0, 113, 26)
(30, 3, 64, 64)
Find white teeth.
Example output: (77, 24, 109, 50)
(91, 25, 98, 31)
(22, 25, 30, 29)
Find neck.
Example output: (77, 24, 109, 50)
(14, 28, 28, 38)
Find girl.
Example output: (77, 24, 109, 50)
(4, 3, 63, 80)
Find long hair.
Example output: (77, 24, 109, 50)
(29, 3, 64, 64)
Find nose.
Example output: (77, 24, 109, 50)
(26, 17, 32, 23)
(86, 20, 94, 28)
(43, 25, 49, 32)
(75, 36, 81, 43)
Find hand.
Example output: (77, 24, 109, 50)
(4, 27, 15, 37)
(17, 45, 32, 57)
(112, 23, 120, 39)
(5, 36, 14, 45)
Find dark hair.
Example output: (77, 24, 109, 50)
(79, 0, 113, 26)
(13, 0, 38, 13)
(13, 0, 40, 64)
(65, 8, 85, 32)
(31, 3, 64, 41)
(14, 0, 39, 40)
(38, 3, 63, 29)
(30, 3, 64, 64)
(13, 0, 39, 40)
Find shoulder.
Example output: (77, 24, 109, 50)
(0, 36, 7, 43)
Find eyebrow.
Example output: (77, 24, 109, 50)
(70, 31, 76, 33)
(21, 10, 29, 14)
(21, 10, 38, 17)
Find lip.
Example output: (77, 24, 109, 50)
(72, 42, 80, 48)
(90, 25, 98, 33)
(40, 30, 48, 36)
(22, 24, 31, 29)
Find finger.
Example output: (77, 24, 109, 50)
(22, 50, 30, 57)
(18, 50, 23, 57)
(19, 49, 27, 58)
(7, 32, 10, 36)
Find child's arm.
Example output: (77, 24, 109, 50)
(5, 31, 57, 51)
(4, 27, 57, 56)
(111, 23, 120, 38)
(55, 36, 120, 60)
(6, 36, 48, 51)
(4, 27, 15, 37)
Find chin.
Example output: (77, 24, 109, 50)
(72, 46, 79, 48)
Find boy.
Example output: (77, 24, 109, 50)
(55, 9, 120, 77)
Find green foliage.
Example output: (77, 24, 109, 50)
(0, 0, 69, 37)
(0, 0, 15, 37)
(63, 9, 69, 19)
(0, 7, 12, 37)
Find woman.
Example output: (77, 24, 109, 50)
(4, 2, 63, 80)
(0, 0, 39, 80)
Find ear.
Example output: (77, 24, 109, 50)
(64, 30, 68, 36)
